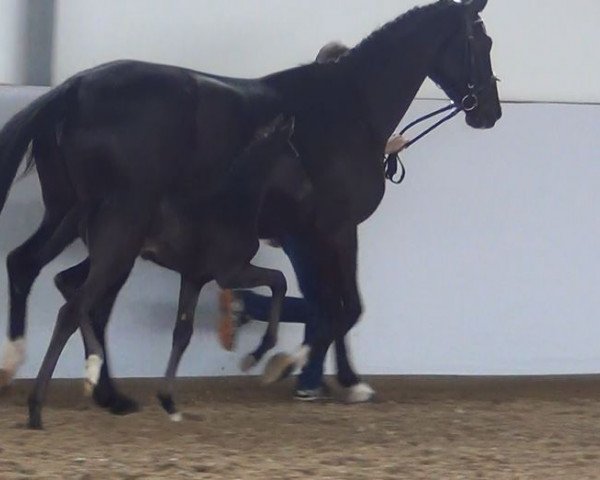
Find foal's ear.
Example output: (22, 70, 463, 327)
(264, 114, 294, 140)
(276, 115, 295, 140)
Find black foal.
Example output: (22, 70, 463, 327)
(27, 115, 296, 428)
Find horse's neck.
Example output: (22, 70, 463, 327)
(342, 5, 461, 140)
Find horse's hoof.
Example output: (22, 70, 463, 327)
(107, 393, 140, 416)
(27, 418, 43, 430)
(239, 354, 257, 372)
(93, 386, 140, 415)
(262, 352, 295, 384)
(0, 338, 26, 388)
(169, 412, 183, 422)
(345, 382, 376, 404)
(0, 369, 12, 391)
(157, 392, 182, 421)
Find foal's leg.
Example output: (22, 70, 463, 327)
(0, 208, 79, 388)
(157, 277, 201, 421)
(27, 204, 147, 429)
(217, 265, 287, 372)
(54, 259, 139, 415)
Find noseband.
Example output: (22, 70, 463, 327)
(462, 17, 501, 112)
(384, 13, 498, 184)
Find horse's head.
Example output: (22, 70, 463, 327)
(430, 0, 501, 129)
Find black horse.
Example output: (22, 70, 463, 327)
(0, 0, 500, 428)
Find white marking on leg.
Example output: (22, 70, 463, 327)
(346, 382, 376, 404)
(293, 344, 311, 370)
(84, 354, 103, 396)
(170, 412, 183, 422)
(0, 337, 26, 382)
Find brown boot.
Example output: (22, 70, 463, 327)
(217, 290, 243, 351)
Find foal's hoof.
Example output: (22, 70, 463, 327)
(27, 399, 43, 430)
(83, 379, 95, 397)
(83, 354, 103, 397)
(262, 352, 295, 384)
(345, 382, 376, 404)
(239, 354, 258, 372)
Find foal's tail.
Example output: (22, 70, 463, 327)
(0, 80, 76, 215)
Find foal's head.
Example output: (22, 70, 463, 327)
(246, 115, 298, 161)
(429, 0, 501, 129)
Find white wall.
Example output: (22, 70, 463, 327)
(2, 2, 600, 379)
(0, 0, 27, 84)
(53, 0, 600, 103)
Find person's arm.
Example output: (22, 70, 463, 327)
(385, 134, 409, 154)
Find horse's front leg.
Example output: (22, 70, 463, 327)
(297, 227, 372, 402)
(330, 226, 376, 402)
(157, 276, 202, 422)
(216, 264, 287, 373)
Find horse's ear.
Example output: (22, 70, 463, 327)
(451, 0, 487, 12)
(469, 0, 488, 13)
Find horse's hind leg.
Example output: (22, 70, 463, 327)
(54, 259, 139, 415)
(0, 207, 78, 388)
(0, 133, 77, 388)
(157, 277, 201, 421)
(217, 265, 287, 373)
(27, 202, 148, 429)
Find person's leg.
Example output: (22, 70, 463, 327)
(279, 235, 332, 396)
(241, 291, 314, 324)
(294, 301, 329, 395)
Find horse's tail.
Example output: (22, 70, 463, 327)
(0, 80, 76, 215)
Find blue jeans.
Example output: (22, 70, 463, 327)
(240, 235, 329, 390)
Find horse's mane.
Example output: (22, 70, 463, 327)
(342, 0, 454, 62)
(262, 1, 456, 98)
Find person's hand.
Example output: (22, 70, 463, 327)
(385, 134, 408, 154)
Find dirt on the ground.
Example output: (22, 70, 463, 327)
(1, 376, 600, 479)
